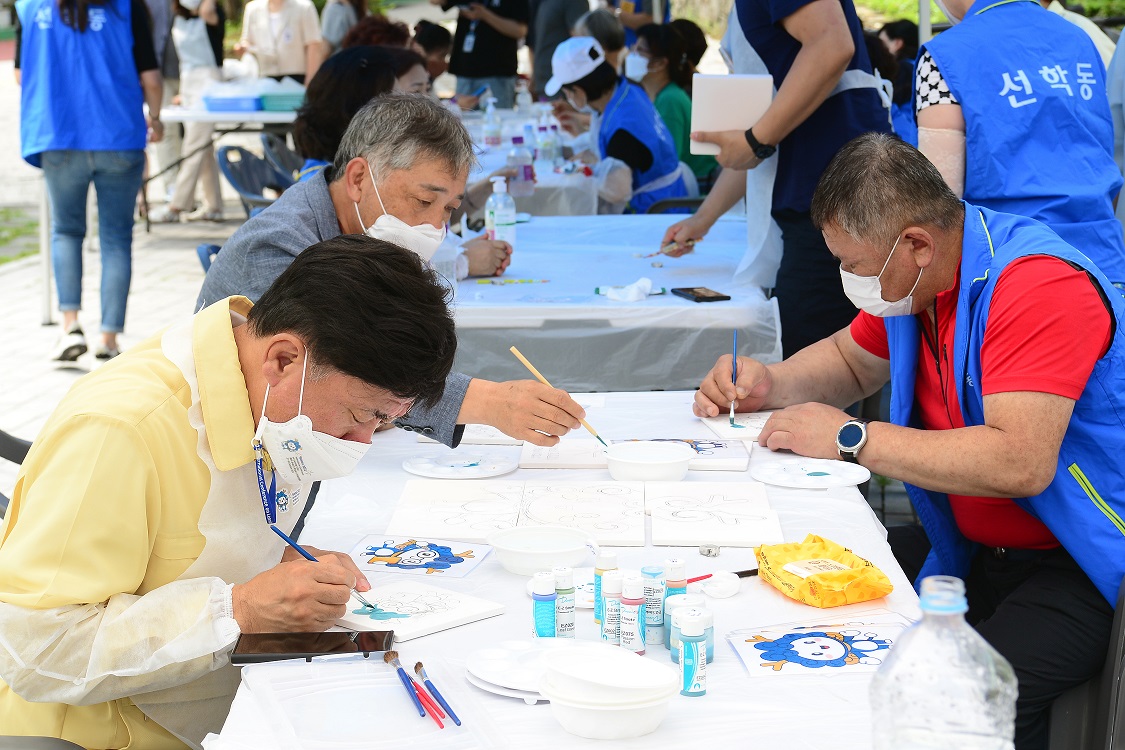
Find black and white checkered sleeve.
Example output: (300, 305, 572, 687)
(915, 50, 958, 113)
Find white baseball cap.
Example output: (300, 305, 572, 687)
(545, 37, 606, 97)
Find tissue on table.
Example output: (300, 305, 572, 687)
(603, 277, 653, 302)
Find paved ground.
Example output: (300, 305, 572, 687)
(0, 36, 918, 526)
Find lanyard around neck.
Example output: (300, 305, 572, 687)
(253, 441, 278, 524)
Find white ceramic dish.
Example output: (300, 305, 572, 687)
(539, 648, 679, 705)
(539, 681, 673, 740)
(402, 453, 518, 479)
(604, 440, 694, 481)
(487, 525, 594, 575)
(465, 639, 593, 693)
(750, 458, 871, 488)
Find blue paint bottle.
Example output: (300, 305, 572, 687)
(679, 609, 707, 697)
(593, 549, 618, 625)
(532, 571, 557, 638)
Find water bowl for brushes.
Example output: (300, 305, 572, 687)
(604, 441, 694, 482)
(487, 526, 595, 576)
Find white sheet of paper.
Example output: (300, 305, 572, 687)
(520, 481, 646, 546)
(384, 480, 524, 543)
(700, 411, 771, 441)
(689, 74, 774, 155)
(727, 623, 906, 677)
(613, 438, 751, 472)
(335, 580, 504, 641)
(518, 439, 608, 469)
(645, 481, 782, 547)
(348, 535, 491, 578)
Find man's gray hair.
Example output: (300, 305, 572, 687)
(332, 92, 476, 179)
(810, 133, 964, 247)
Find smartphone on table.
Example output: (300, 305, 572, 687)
(671, 287, 732, 303)
(231, 631, 394, 664)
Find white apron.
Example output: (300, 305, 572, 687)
(132, 313, 311, 749)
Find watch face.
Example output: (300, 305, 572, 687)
(838, 422, 865, 450)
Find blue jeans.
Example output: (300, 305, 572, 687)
(456, 76, 517, 109)
(42, 150, 145, 333)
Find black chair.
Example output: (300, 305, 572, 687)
(645, 197, 706, 215)
(0, 429, 31, 518)
(1048, 575, 1125, 749)
(216, 146, 294, 219)
(260, 133, 304, 183)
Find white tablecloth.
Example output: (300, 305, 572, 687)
(162, 107, 298, 125)
(216, 391, 919, 750)
(451, 214, 779, 391)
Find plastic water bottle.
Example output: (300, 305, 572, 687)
(870, 576, 1018, 749)
(483, 97, 501, 147)
(536, 125, 557, 166)
(515, 80, 533, 113)
(484, 176, 516, 248)
(522, 122, 538, 160)
(506, 137, 535, 198)
(428, 230, 460, 299)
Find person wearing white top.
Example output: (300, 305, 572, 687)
(235, 0, 324, 82)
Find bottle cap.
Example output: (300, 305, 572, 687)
(489, 176, 508, 193)
(622, 575, 644, 600)
(538, 125, 548, 132)
(512, 136, 524, 145)
(665, 558, 686, 581)
(641, 565, 664, 579)
(532, 571, 556, 596)
(595, 549, 618, 570)
(679, 608, 707, 638)
(664, 593, 706, 616)
(552, 566, 574, 590)
(602, 569, 624, 594)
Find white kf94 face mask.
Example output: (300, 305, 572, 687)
(252, 356, 372, 485)
(354, 163, 447, 262)
(839, 234, 923, 317)
(624, 52, 649, 83)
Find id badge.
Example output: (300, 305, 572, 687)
(462, 31, 476, 53)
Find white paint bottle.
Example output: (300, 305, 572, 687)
(601, 570, 624, 645)
(553, 566, 575, 638)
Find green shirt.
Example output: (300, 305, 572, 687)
(654, 82, 718, 182)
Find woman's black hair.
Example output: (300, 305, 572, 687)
(342, 13, 411, 49)
(880, 19, 919, 61)
(292, 46, 397, 163)
(636, 23, 692, 92)
(668, 19, 707, 68)
(413, 19, 452, 55)
(382, 45, 427, 78)
(863, 30, 898, 84)
(248, 235, 457, 408)
(565, 61, 619, 102)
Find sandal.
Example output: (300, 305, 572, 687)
(150, 206, 183, 223)
(186, 208, 224, 223)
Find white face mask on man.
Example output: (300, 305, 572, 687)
(839, 234, 923, 317)
(624, 52, 649, 83)
(353, 164, 447, 262)
(253, 355, 372, 485)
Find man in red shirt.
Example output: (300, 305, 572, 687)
(693, 133, 1123, 750)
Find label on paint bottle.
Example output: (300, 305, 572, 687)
(619, 603, 645, 654)
(643, 578, 666, 645)
(602, 598, 621, 645)
(680, 639, 707, 696)
(555, 591, 575, 638)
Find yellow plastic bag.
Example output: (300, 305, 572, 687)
(755, 534, 893, 608)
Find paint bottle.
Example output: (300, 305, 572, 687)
(664, 558, 688, 602)
(553, 566, 575, 638)
(531, 571, 557, 638)
(619, 575, 646, 655)
(600, 570, 624, 645)
(671, 606, 715, 664)
(678, 609, 708, 697)
(664, 593, 707, 653)
(641, 565, 666, 645)
(593, 549, 618, 625)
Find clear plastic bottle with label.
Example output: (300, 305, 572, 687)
(515, 80, 533, 113)
(428, 229, 460, 299)
(506, 136, 535, 198)
(870, 576, 1018, 749)
(522, 122, 538, 160)
(483, 176, 517, 249)
(482, 96, 502, 147)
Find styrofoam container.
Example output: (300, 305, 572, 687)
(540, 646, 678, 705)
(487, 525, 593, 575)
(605, 440, 694, 481)
(539, 680, 674, 740)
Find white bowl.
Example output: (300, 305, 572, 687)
(540, 647, 679, 705)
(539, 681, 673, 740)
(487, 525, 594, 576)
(605, 441, 695, 481)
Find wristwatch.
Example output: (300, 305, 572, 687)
(744, 128, 777, 160)
(836, 419, 870, 463)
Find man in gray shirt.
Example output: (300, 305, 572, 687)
(199, 93, 587, 448)
(528, 0, 590, 99)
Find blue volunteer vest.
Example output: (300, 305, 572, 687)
(17, 0, 147, 167)
(886, 204, 1125, 606)
(921, 0, 1125, 283)
(598, 79, 687, 214)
